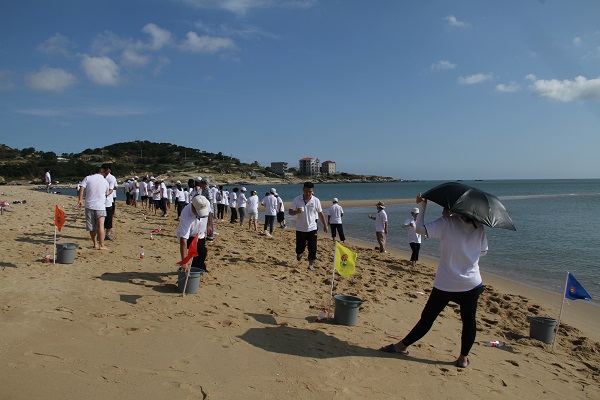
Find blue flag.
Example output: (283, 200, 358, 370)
(565, 272, 592, 301)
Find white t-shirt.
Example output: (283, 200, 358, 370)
(247, 195, 259, 213)
(152, 185, 161, 200)
(131, 180, 139, 194)
(426, 215, 488, 292)
(404, 217, 421, 244)
(105, 173, 117, 207)
(276, 196, 284, 212)
(175, 187, 186, 202)
(176, 202, 208, 240)
(375, 209, 387, 233)
(290, 194, 322, 232)
(45, 171, 51, 184)
(81, 173, 109, 211)
(237, 192, 247, 208)
(160, 182, 167, 198)
(328, 203, 343, 224)
(228, 191, 237, 208)
(210, 187, 219, 204)
(262, 194, 278, 216)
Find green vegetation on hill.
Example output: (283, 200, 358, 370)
(0, 141, 398, 183)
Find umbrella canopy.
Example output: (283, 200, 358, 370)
(422, 182, 516, 230)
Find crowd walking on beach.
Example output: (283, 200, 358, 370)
(70, 166, 496, 369)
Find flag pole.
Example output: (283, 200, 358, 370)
(327, 243, 338, 321)
(53, 226, 57, 264)
(552, 271, 570, 351)
(181, 267, 190, 297)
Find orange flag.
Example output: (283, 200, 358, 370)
(177, 233, 199, 265)
(54, 205, 66, 232)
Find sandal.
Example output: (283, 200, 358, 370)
(379, 344, 409, 355)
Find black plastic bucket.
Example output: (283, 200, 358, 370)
(55, 242, 78, 264)
(333, 294, 365, 326)
(178, 267, 204, 294)
(527, 315, 556, 344)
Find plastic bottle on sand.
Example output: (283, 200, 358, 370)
(44, 247, 50, 263)
(316, 309, 327, 321)
(486, 340, 505, 347)
(140, 246, 145, 259)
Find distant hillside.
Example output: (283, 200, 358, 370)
(0, 141, 397, 184)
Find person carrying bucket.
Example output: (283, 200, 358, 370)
(176, 195, 210, 272)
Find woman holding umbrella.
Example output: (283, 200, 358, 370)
(380, 192, 488, 368)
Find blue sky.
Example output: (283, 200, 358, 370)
(1, 0, 599, 180)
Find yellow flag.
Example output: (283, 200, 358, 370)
(335, 242, 357, 278)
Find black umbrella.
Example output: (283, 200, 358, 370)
(422, 182, 516, 230)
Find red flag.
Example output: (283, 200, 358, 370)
(54, 205, 66, 232)
(177, 233, 199, 265)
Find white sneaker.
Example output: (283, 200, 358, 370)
(308, 265, 316, 271)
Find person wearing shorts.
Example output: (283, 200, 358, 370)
(246, 190, 259, 231)
(77, 166, 110, 250)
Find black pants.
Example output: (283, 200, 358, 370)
(409, 242, 421, 262)
(230, 207, 238, 223)
(104, 204, 115, 230)
(217, 204, 225, 220)
(401, 285, 484, 356)
(187, 237, 208, 270)
(330, 224, 345, 241)
(264, 215, 275, 233)
(177, 201, 187, 217)
(296, 230, 318, 261)
(160, 198, 168, 214)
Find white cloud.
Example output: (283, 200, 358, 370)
(81, 56, 120, 86)
(180, 32, 237, 53)
(180, 0, 317, 15)
(525, 74, 537, 81)
(444, 15, 467, 28)
(573, 36, 583, 47)
(529, 75, 600, 102)
(122, 48, 149, 67)
(142, 23, 172, 50)
(431, 60, 457, 70)
(0, 70, 16, 91)
(26, 67, 77, 92)
(37, 33, 73, 57)
(458, 73, 493, 85)
(496, 82, 520, 93)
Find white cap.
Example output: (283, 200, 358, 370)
(192, 195, 210, 217)
(134, 176, 138, 180)
(333, 198, 338, 203)
(241, 187, 246, 192)
(176, 180, 181, 185)
(411, 207, 420, 214)
(195, 176, 202, 182)
(270, 188, 277, 194)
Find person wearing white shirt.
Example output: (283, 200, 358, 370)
(77, 166, 110, 250)
(289, 182, 328, 271)
(381, 194, 488, 370)
(130, 177, 140, 208)
(159, 180, 168, 217)
(327, 198, 345, 243)
(44, 169, 52, 193)
(368, 202, 388, 253)
(140, 177, 149, 210)
(216, 186, 226, 220)
(210, 185, 219, 219)
(403, 207, 422, 267)
(174, 181, 187, 220)
(261, 189, 278, 236)
(246, 190, 259, 231)
(151, 181, 161, 215)
(102, 163, 117, 242)
(176, 195, 210, 273)
(229, 188, 238, 223)
(237, 187, 248, 226)
(275, 194, 286, 228)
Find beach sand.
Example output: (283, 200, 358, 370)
(0, 186, 598, 399)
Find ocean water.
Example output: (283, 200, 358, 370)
(49, 179, 600, 302)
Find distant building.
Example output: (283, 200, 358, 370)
(270, 162, 289, 176)
(321, 160, 336, 175)
(299, 157, 320, 176)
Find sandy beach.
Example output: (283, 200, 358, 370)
(1, 186, 598, 399)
